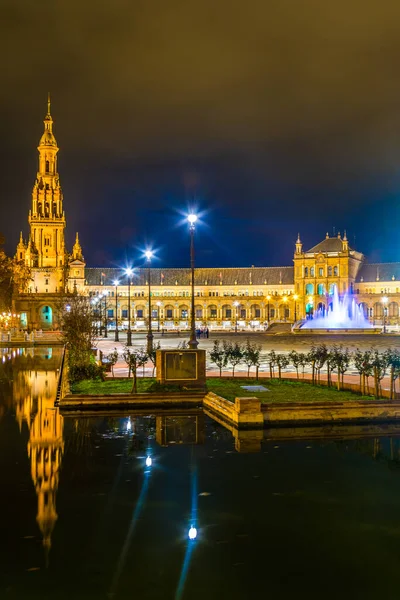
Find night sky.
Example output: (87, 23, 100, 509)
(2, 0, 400, 269)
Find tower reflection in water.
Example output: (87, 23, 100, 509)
(12, 348, 63, 565)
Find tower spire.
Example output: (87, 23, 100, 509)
(47, 92, 51, 118)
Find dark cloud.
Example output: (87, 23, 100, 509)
(1, 0, 400, 266)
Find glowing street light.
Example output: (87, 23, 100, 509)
(187, 214, 198, 349)
(144, 250, 154, 354)
(113, 279, 120, 342)
(124, 267, 133, 346)
(382, 296, 388, 333)
(188, 525, 197, 540)
(233, 300, 240, 334)
(145, 455, 152, 467)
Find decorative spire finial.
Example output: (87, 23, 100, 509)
(343, 230, 347, 241)
(47, 92, 51, 117)
(296, 232, 301, 243)
(326, 232, 329, 239)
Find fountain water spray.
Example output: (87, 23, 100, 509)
(301, 287, 372, 329)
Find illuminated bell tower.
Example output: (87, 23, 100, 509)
(28, 94, 66, 269)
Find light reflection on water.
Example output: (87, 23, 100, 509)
(2, 349, 400, 599)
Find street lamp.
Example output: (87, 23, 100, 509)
(103, 290, 109, 338)
(113, 279, 120, 342)
(266, 294, 271, 324)
(144, 250, 154, 355)
(233, 300, 239, 334)
(382, 296, 388, 333)
(156, 301, 161, 332)
(124, 267, 133, 346)
(293, 294, 298, 322)
(188, 214, 198, 349)
(282, 295, 288, 322)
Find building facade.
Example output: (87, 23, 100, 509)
(12, 100, 400, 330)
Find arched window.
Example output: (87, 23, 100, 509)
(305, 283, 314, 295)
(328, 266, 332, 276)
(389, 302, 399, 317)
(310, 267, 315, 277)
(304, 267, 308, 277)
(317, 284, 325, 295)
(334, 266, 338, 276)
(46, 160, 50, 172)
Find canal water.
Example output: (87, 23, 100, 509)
(2, 348, 400, 599)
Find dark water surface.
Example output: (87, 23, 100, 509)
(2, 348, 400, 599)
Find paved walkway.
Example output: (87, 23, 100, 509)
(96, 331, 400, 393)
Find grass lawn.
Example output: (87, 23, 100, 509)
(72, 376, 374, 403)
(207, 378, 374, 403)
(71, 378, 183, 395)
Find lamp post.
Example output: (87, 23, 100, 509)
(293, 294, 298, 322)
(156, 301, 161, 332)
(97, 293, 103, 336)
(103, 290, 109, 338)
(125, 268, 133, 346)
(113, 280, 119, 342)
(145, 250, 154, 354)
(266, 295, 271, 324)
(188, 214, 198, 349)
(282, 295, 288, 322)
(233, 300, 239, 334)
(382, 296, 388, 333)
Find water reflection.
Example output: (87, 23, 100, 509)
(8, 347, 64, 565)
(5, 348, 400, 597)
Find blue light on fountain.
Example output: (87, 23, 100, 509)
(301, 287, 373, 329)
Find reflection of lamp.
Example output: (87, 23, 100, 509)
(188, 526, 197, 540)
(145, 456, 152, 467)
(382, 296, 388, 333)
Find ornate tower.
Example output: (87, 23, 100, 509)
(28, 94, 66, 269)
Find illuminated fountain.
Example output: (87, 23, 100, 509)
(294, 287, 380, 334)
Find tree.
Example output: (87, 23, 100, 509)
(148, 340, 161, 377)
(60, 295, 95, 365)
(122, 346, 148, 393)
(0, 233, 31, 312)
(209, 340, 228, 377)
(354, 348, 374, 395)
(59, 294, 104, 382)
(224, 340, 244, 377)
(386, 349, 400, 400)
(243, 338, 262, 379)
(330, 345, 352, 391)
(267, 350, 277, 379)
(372, 350, 389, 399)
(289, 350, 301, 379)
(275, 353, 289, 380)
(107, 348, 119, 378)
(314, 344, 329, 384)
(0, 248, 13, 312)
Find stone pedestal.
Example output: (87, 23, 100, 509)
(156, 349, 206, 389)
